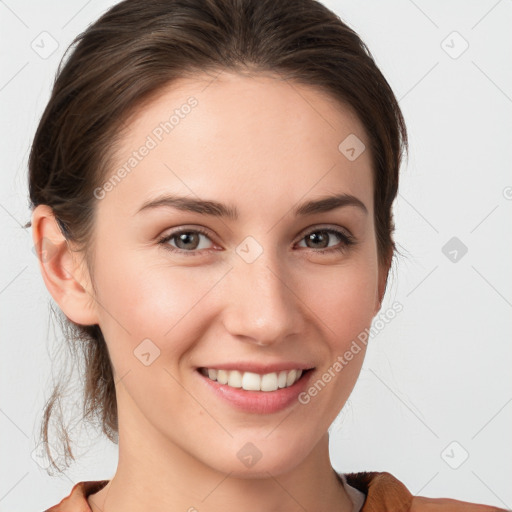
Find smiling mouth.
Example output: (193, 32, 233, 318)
(198, 367, 311, 392)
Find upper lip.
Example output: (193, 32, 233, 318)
(197, 362, 315, 374)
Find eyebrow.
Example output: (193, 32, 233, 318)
(136, 192, 368, 219)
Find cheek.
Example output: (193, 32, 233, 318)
(296, 258, 379, 417)
(92, 250, 227, 368)
(305, 259, 379, 347)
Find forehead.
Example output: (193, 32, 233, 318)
(100, 70, 374, 219)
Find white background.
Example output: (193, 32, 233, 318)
(1, 0, 511, 510)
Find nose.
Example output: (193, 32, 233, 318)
(221, 248, 305, 347)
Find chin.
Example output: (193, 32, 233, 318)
(198, 432, 319, 479)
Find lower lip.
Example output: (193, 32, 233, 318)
(197, 370, 313, 414)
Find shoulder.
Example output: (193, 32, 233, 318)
(44, 480, 109, 512)
(342, 471, 508, 512)
(411, 496, 508, 512)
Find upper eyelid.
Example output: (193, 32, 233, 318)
(296, 224, 352, 239)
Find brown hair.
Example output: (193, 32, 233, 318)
(26, 0, 408, 473)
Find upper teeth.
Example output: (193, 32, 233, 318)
(202, 368, 303, 392)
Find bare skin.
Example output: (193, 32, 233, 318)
(32, 70, 390, 512)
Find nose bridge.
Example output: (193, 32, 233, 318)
(223, 238, 303, 345)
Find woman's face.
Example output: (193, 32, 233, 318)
(85, 71, 387, 476)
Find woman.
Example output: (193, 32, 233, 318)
(27, 0, 506, 510)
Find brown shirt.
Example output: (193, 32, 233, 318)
(44, 471, 507, 511)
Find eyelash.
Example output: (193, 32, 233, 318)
(157, 226, 356, 257)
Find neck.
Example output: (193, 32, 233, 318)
(88, 394, 353, 512)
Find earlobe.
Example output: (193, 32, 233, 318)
(31, 205, 99, 326)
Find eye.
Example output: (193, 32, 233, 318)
(296, 227, 355, 254)
(157, 227, 216, 256)
(157, 226, 356, 257)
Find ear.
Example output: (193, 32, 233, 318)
(374, 248, 393, 315)
(31, 205, 99, 325)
